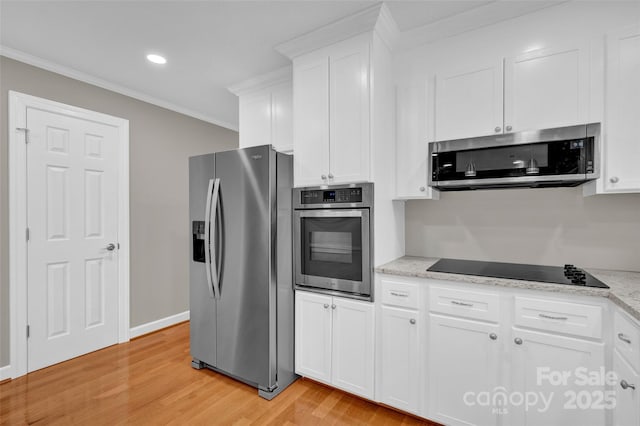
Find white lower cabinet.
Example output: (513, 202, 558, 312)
(613, 350, 640, 426)
(295, 291, 374, 399)
(510, 328, 606, 426)
(379, 305, 420, 414)
(428, 314, 501, 426)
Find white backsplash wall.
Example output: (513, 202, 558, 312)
(405, 187, 640, 272)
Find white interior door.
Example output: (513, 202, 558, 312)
(26, 107, 120, 372)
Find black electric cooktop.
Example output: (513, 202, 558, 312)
(428, 258, 609, 289)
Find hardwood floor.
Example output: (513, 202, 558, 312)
(0, 322, 437, 425)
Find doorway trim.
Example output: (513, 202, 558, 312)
(8, 91, 130, 378)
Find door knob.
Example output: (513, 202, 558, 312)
(494, 126, 501, 133)
(328, 173, 334, 179)
(506, 125, 513, 131)
(331, 304, 336, 310)
(323, 303, 329, 309)
(620, 380, 636, 390)
(514, 337, 523, 345)
(409, 319, 416, 324)
(489, 333, 498, 340)
(419, 186, 426, 192)
(106, 243, 116, 251)
(321, 174, 327, 180)
(610, 176, 619, 184)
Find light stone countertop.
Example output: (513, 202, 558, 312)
(375, 256, 640, 323)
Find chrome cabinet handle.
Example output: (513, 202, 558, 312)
(419, 186, 426, 192)
(610, 176, 619, 183)
(409, 319, 416, 325)
(494, 126, 501, 133)
(489, 333, 498, 340)
(331, 304, 336, 310)
(618, 333, 632, 344)
(323, 303, 329, 309)
(539, 313, 568, 321)
(506, 125, 513, 131)
(620, 380, 636, 390)
(321, 174, 327, 180)
(204, 179, 215, 298)
(451, 300, 473, 307)
(106, 243, 116, 251)
(328, 173, 334, 179)
(514, 337, 523, 345)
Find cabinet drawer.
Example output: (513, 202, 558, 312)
(614, 310, 640, 373)
(380, 279, 419, 309)
(429, 286, 500, 322)
(514, 297, 603, 339)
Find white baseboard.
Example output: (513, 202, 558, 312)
(129, 310, 190, 339)
(0, 365, 12, 381)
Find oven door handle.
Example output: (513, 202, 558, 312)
(297, 209, 365, 218)
(203, 178, 215, 298)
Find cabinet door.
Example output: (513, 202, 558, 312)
(613, 350, 640, 426)
(271, 83, 293, 153)
(332, 297, 375, 399)
(329, 37, 370, 184)
(379, 306, 420, 414)
(510, 328, 606, 426)
(603, 25, 640, 192)
(239, 91, 272, 149)
(434, 61, 504, 141)
(293, 55, 330, 187)
(295, 291, 332, 383)
(504, 44, 590, 133)
(395, 81, 438, 199)
(428, 314, 500, 426)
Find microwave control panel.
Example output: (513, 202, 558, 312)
(300, 187, 363, 204)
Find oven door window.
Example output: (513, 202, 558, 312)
(301, 216, 362, 282)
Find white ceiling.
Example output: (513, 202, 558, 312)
(0, 1, 563, 131)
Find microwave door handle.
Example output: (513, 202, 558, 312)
(204, 178, 215, 298)
(210, 178, 222, 300)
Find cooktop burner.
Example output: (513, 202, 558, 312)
(427, 258, 609, 289)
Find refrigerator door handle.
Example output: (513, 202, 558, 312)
(204, 178, 216, 298)
(211, 178, 222, 299)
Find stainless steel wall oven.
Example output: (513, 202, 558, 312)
(293, 183, 373, 301)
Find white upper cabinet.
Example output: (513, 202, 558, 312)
(395, 81, 438, 200)
(293, 35, 371, 187)
(504, 43, 591, 133)
(329, 36, 371, 185)
(431, 43, 591, 142)
(293, 56, 331, 187)
(602, 24, 640, 193)
(229, 68, 293, 153)
(434, 61, 504, 141)
(238, 91, 272, 148)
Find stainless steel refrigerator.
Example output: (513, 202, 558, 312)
(189, 145, 297, 400)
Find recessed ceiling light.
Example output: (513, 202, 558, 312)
(146, 54, 167, 65)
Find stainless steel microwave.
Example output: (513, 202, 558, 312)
(293, 183, 373, 301)
(428, 123, 600, 190)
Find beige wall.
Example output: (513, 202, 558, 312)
(406, 187, 640, 272)
(0, 57, 238, 367)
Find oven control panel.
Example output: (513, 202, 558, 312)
(300, 187, 363, 204)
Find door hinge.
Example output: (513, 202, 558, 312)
(16, 127, 30, 144)
(27, 325, 30, 338)
(26, 227, 30, 241)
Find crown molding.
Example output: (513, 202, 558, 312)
(227, 65, 292, 97)
(397, 1, 565, 51)
(0, 46, 239, 131)
(276, 3, 399, 59)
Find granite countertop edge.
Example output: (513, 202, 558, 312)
(375, 256, 640, 323)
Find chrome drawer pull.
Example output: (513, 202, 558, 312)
(618, 333, 632, 344)
(390, 291, 409, 298)
(451, 300, 473, 307)
(539, 314, 568, 321)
